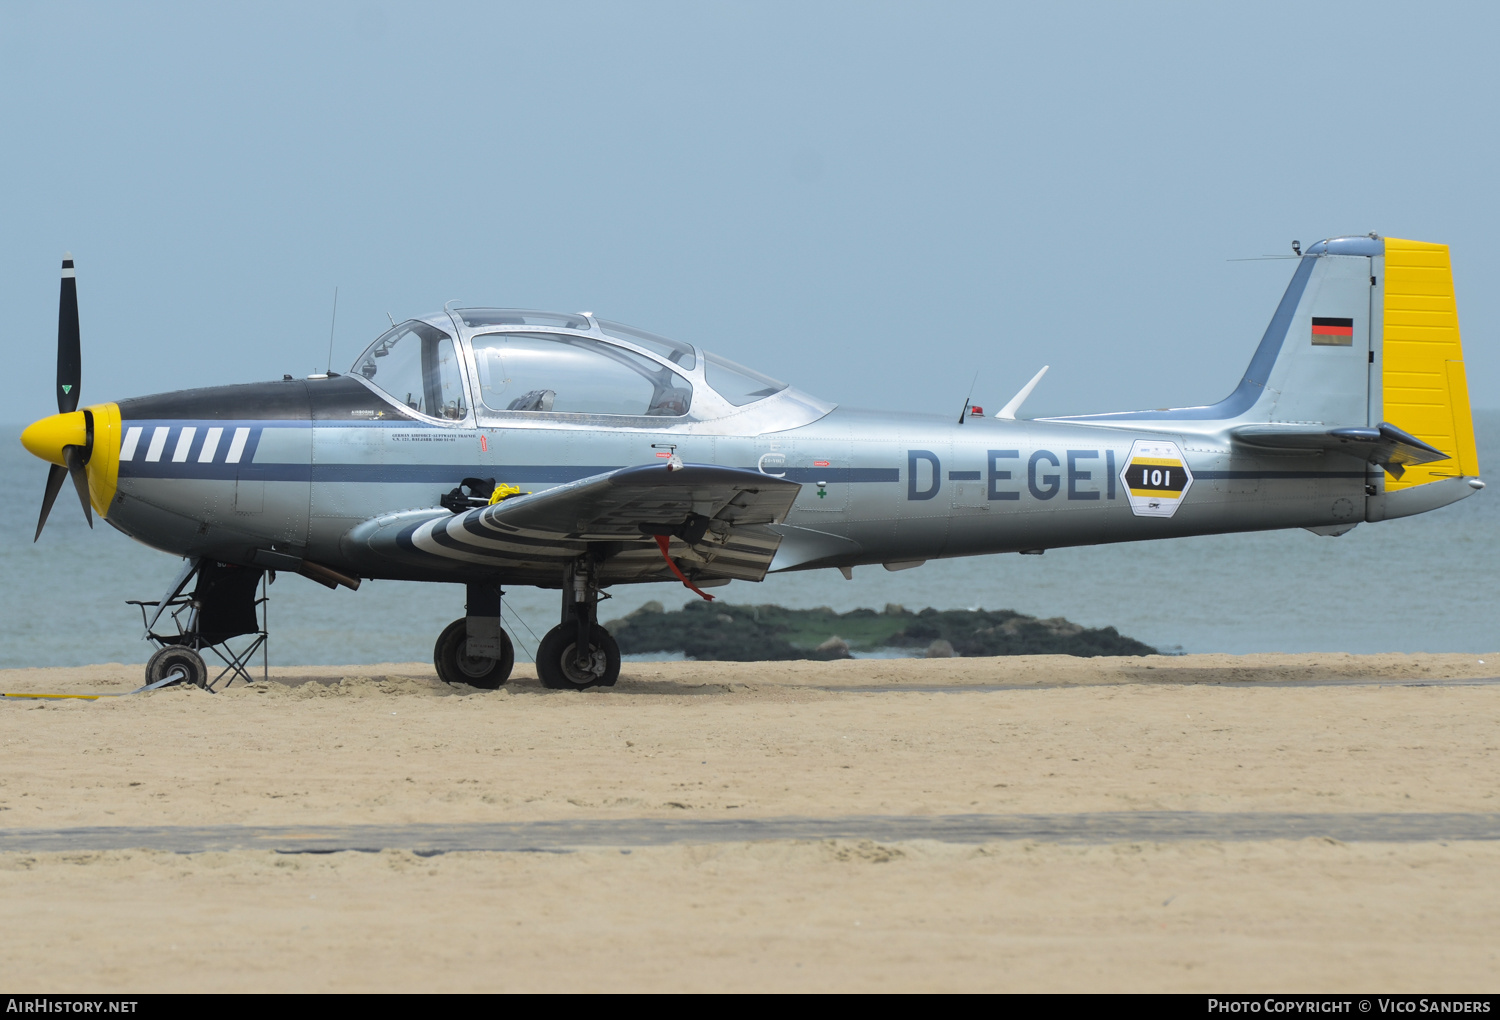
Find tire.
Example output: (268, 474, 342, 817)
(536, 624, 620, 690)
(433, 618, 514, 690)
(146, 645, 208, 689)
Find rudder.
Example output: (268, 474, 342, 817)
(1380, 238, 1479, 490)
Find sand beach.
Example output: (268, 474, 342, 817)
(1, 653, 1497, 992)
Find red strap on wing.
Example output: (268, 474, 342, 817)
(654, 534, 715, 602)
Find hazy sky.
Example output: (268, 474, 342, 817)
(4, 1, 1498, 427)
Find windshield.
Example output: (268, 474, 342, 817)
(703, 351, 787, 406)
(471, 332, 692, 417)
(353, 321, 468, 420)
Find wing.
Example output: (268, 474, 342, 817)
(343, 462, 802, 584)
(1230, 421, 1448, 479)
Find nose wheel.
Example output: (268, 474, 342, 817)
(145, 645, 208, 689)
(434, 618, 515, 690)
(536, 624, 620, 689)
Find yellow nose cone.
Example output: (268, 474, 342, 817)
(20, 411, 88, 467)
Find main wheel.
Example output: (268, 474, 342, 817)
(145, 645, 208, 689)
(433, 618, 514, 690)
(536, 624, 620, 690)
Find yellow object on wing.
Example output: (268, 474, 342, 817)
(488, 484, 525, 504)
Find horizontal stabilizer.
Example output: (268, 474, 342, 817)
(1231, 422, 1449, 479)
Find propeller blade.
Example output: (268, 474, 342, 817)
(63, 445, 93, 529)
(34, 463, 68, 542)
(32, 257, 92, 542)
(57, 254, 80, 414)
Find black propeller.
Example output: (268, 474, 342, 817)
(58, 254, 80, 414)
(35, 463, 68, 542)
(34, 254, 93, 541)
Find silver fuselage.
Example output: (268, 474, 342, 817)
(102, 385, 1407, 588)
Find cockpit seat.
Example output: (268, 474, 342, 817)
(507, 389, 556, 412)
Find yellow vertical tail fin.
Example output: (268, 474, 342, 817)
(1382, 238, 1479, 489)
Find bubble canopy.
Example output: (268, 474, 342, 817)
(351, 310, 791, 421)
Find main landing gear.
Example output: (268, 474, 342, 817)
(535, 560, 620, 690)
(432, 563, 620, 691)
(434, 580, 515, 690)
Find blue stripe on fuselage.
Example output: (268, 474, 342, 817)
(114, 421, 1367, 488)
(121, 460, 628, 484)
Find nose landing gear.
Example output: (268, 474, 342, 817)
(536, 559, 621, 690)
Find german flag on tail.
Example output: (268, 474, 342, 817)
(1311, 316, 1354, 346)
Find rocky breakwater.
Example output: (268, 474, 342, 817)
(607, 601, 1157, 661)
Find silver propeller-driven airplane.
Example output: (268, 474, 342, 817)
(21, 235, 1482, 689)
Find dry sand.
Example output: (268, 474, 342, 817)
(2, 653, 1498, 992)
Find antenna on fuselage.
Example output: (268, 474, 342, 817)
(957, 369, 980, 425)
(996, 365, 1049, 420)
(324, 286, 339, 376)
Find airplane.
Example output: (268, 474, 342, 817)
(19, 234, 1482, 691)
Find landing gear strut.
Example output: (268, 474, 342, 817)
(434, 581, 515, 690)
(536, 559, 620, 690)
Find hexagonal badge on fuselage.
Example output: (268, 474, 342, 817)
(1119, 439, 1193, 518)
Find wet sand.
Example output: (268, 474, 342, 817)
(2, 653, 1498, 991)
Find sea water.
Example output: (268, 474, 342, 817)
(2, 412, 1496, 669)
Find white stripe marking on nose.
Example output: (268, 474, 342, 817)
(119, 426, 142, 461)
(144, 427, 170, 463)
(199, 427, 223, 463)
(172, 426, 196, 462)
(225, 427, 250, 464)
